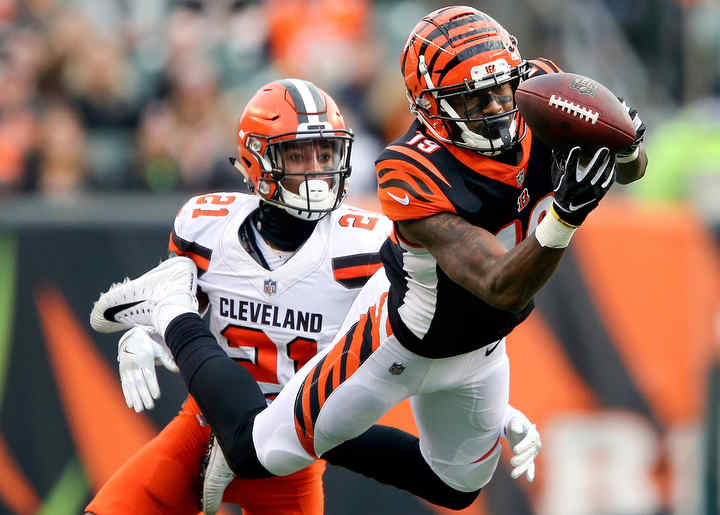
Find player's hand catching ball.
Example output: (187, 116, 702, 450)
(118, 326, 179, 412)
(551, 146, 615, 227)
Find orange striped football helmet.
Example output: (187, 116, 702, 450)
(232, 79, 353, 220)
(401, 6, 529, 154)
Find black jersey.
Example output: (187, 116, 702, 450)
(375, 60, 559, 358)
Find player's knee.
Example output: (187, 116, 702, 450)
(428, 446, 501, 493)
(260, 447, 315, 477)
(252, 420, 318, 477)
(219, 409, 275, 479)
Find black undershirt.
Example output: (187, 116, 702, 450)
(250, 202, 319, 252)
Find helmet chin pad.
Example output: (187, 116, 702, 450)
(301, 179, 330, 202)
(278, 179, 338, 221)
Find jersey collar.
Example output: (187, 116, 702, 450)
(439, 128, 533, 188)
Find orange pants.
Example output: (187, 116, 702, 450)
(85, 396, 326, 515)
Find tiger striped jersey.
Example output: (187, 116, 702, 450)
(376, 59, 561, 358)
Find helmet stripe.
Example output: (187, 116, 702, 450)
(425, 42, 451, 81)
(279, 79, 310, 124)
(536, 57, 561, 73)
(287, 78, 318, 115)
(423, 13, 490, 43)
(437, 40, 506, 82)
(419, 27, 496, 72)
(401, 39, 411, 77)
(415, 22, 445, 61)
(413, 21, 500, 85)
(448, 26, 496, 44)
(306, 82, 327, 115)
(286, 79, 328, 124)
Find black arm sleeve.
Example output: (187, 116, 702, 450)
(165, 313, 273, 478)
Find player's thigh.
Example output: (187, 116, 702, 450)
(253, 272, 416, 474)
(251, 332, 405, 476)
(225, 460, 326, 515)
(85, 398, 210, 515)
(412, 352, 510, 464)
(251, 336, 336, 476)
(311, 333, 427, 456)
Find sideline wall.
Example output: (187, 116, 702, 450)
(0, 195, 716, 515)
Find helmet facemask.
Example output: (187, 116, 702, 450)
(246, 131, 353, 221)
(414, 56, 530, 155)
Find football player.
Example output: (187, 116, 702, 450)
(182, 7, 646, 507)
(86, 77, 540, 514)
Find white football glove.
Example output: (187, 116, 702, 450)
(503, 405, 541, 482)
(616, 98, 646, 163)
(118, 326, 179, 412)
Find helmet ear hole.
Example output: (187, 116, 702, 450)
(248, 137, 263, 153)
(258, 180, 273, 196)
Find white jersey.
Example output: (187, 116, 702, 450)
(169, 192, 392, 399)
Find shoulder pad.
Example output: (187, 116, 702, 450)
(170, 193, 256, 271)
(329, 205, 391, 289)
(330, 205, 392, 253)
(376, 148, 456, 221)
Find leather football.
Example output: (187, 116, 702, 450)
(516, 72, 634, 152)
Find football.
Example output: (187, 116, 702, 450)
(515, 72, 635, 152)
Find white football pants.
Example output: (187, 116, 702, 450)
(252, 269, 509, 492)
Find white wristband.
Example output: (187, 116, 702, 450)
(616, 146, 639, 164)
(535, 209, 576, 248)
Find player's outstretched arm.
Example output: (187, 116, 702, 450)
(398, 146, 615, 313)
(399, 212, 564, 312)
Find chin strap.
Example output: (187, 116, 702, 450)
(418, 55, 435, 91)
(253, 202, 318, 252)
(488, 118, 513, 147)
(438, 97, 516, 155)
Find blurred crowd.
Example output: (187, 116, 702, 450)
(0, 0, 424, 198)
(0, 0, 718, 207)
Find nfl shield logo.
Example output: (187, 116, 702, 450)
(569, 77, 598, 96)
(388, 362, 406, 375)
(264, 279, 277, 295)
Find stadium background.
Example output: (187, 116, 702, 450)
(0, 0, 718, 514)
